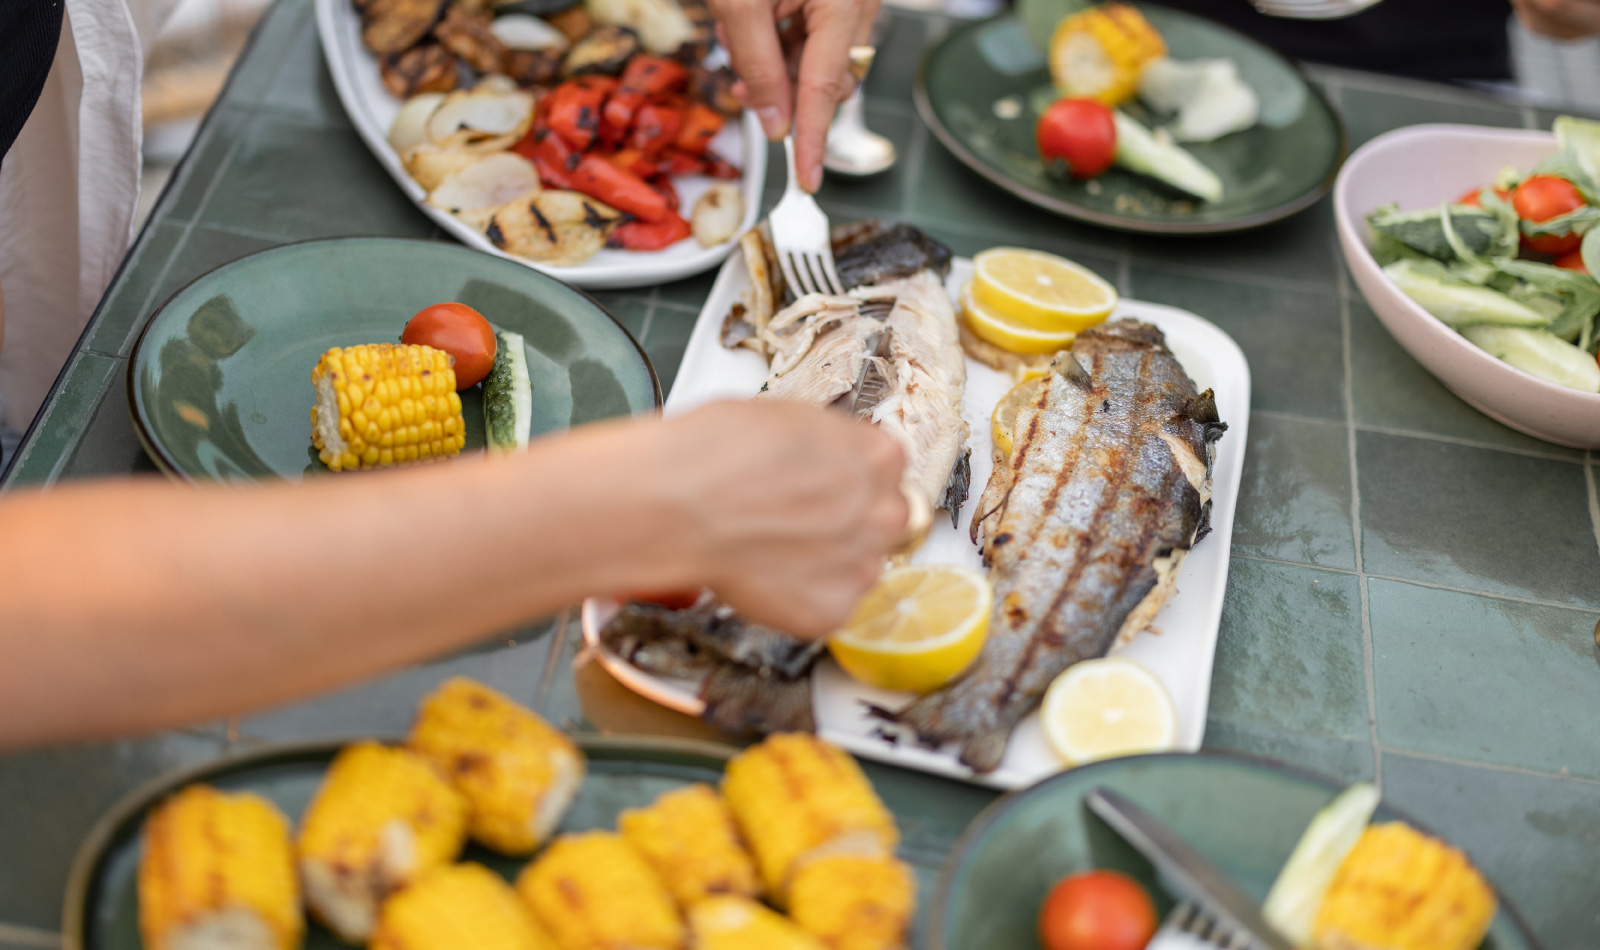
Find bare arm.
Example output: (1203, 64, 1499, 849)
(1513, 0, 1600, 38)
(0, 401, 906, 750)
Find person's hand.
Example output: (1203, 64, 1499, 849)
(645, 400, 907, 636)
(708, 0, 882, 192)
(1513, 0, 1600, 39)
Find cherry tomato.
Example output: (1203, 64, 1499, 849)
(1038, 870, 1157, 950)
(1455, 186, 1509, 208)
(1513, 175, 1587, 255)
(401, 302, 497, 390)
(1556, 249, 1588, 272)
(1037, 99, 1117, 179)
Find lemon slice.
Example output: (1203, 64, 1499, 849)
(1041, 657, 1177, 765)
(829, 565, 992, 695)
(991, 376, 1045, 458)
(961, 285, 1078, 355)
(972, 248, 1118, 330)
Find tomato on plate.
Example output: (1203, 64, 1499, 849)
(1038, 870, 1157, 950)
(627, 589, 702, 610)
(1455, 185, 1509, 208)
(1037, 99, 1117, 179)
(402, 302, 497, 390)
(1556, 248, 1588, 272)
(1513, 175, 1587, 255)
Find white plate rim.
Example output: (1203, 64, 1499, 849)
(312, 0, 766, 290)
(581, 251, 1251, 788)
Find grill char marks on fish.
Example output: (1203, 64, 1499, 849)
(891, 319, 1226, 773)
(600, 602, 823, 734)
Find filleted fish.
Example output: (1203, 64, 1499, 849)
(891, 320, 1226, 773)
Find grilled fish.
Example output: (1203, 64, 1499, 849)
(892, 320, 1226, 773)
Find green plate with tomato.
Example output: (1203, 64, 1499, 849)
(128, 238, 660, 482)
(931, 752, 1541, 950)
(914, 1, 1346, 234)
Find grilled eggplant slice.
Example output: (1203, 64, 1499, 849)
(501, 47, 562, 86)
(486, 190, 623, 264)
(380, 44, 461, 98)
(491, 0, 581, 14)
(560, 24, 640, 77)
(545, 5, 594, 42)
(692, 64, 740, 116)
(362, 0, 449, 55)
(432, 5, 506, 73)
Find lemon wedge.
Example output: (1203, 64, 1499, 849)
(829, 565, 992, 695)
(991, 376, 1045, 458)
(961, 285, 1078, 355)
(971, 248, 1118, 331)
(1041, 657, 1177, 765)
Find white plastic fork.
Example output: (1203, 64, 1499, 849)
(768, 135, 845, 298)
(1249, 0, 1384, 19)
(1146, 901, 1258, 950)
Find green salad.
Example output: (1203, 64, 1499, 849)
(1368, 115, 1600, 393)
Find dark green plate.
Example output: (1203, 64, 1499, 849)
(915, 3, 1346, 234)
(932, 752, 1540, 950)
(128, 238, 660, 481)
(63, 735, 737, 950)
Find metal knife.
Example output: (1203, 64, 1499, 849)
(1085, 787, 1297, 950)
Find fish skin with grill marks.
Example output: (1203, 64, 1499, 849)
(889, 319, 1226, 773)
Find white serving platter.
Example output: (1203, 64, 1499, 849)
(314, 0, 765, 289)
(582, 250, 1251, 789)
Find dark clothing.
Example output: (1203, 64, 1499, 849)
(1158, 0, 1514, 80)
(0, 0, 65, 162)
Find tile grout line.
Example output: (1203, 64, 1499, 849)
(1587, 450, 1600, 564)
(1233, 553, 1600, 614)
(1379, 745, 1600, 786)
(0, 923, 62, 949)
(1338, 256, 1383, 790)
(1247, 409, 1588, 465)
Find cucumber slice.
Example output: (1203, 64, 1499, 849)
(483, 330, 533, 452)
(1112, 110, 1223, 204)
(1262, 783, 1381, 946)
(1383, 260, 1550, 329)
(1461, 325, 1600, 393)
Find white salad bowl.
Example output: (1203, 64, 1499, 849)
(1334, 123, 1600, 448)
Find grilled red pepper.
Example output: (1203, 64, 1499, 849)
(648, 175, 679, 211)
(571, 153, 669, 222)
(629, 103, 685, 158)
(674, 102, 724, 155)
(517, 128, 580, 190)
(603, 55, 689, 144)
(605, 147, 658, 180)
(546, 77, 616, 151)
(702, 150, 741, 179)
(657, 148, 703, 177)
(609, 212, 692, 250)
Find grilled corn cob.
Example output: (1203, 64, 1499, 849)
(721, 734, 899, 898)
(618, 783, 760, 906)
(1048, 3, 1166, 106)
(408, 677, 585, 855)
(310, 343, 465, 472)
(787, 853, 915, 950)
(1312, 823, 1496, 950)
(297, 742, 468, 942)
(371, 863, 557, 950)
(688, 897, 827, 950)
(515, 831, 686, 950)
(138, 785, 302, 950)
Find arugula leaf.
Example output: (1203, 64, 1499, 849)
(1368, 205, 1507, 261)
(1519, 205, 1600, 238)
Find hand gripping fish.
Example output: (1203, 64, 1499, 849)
(890, 320, 1226, 773)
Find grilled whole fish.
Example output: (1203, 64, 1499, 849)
(600, 601, 824, 734)
(892, 320, 1226, 773)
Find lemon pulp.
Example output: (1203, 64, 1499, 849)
(961, 285, 1078, 355)
(991, 376, 1045, 458)
(971, 248, 1118, 331)
(1041, 657, 1177, 766)
(829, 565, 992, 695)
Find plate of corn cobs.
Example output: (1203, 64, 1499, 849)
(65, 677, 923, 950)
(127, 237, 659, 481)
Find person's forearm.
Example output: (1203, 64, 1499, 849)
(0, 417, 696, 749)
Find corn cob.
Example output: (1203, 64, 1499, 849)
(1312, 823, 1496, 950)
(296, 742, 468, 942)
(721, 734, 899, 898)
(1048, 3, 1166, 106)
(408, 677, 585, 855)
(688, 897, 827, 950)
(515, 831, 686, 950)
(310, 343, 465, 472)
(787, 853, 916, 950)
(618, 783, 760, 907)
(371, 863, 557, 950)
(138, 785, 302, 950)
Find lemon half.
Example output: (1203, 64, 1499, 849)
(991, 376, 1045, 458)
(971, 247, 1118, 330)
(1041, 657, 1177, 765)
(961, 285, 1078, 355)
(829, 565, 992, 695)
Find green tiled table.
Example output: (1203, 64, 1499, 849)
(4, 1, 1600, 945)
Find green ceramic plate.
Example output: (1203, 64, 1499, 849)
(932, 751, 1540, 950)
(63, 735, 738, 950)
(915, 3, 1346, 234)
(128, 238, 660, 481)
